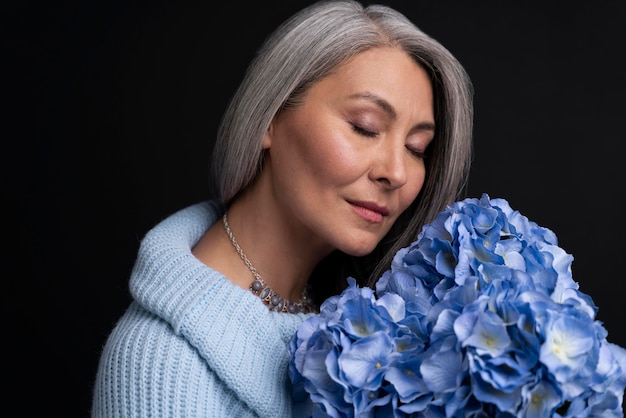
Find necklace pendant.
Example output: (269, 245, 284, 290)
(258, 286, 272, 301)
(251, 280, 264, 292)
(270, 296, 285, 312)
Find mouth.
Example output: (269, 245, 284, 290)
(347, 200, 389, 224)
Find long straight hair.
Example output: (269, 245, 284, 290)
(210, 0, 474, 304)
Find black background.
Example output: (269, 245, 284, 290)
(5, 0, 626, 416)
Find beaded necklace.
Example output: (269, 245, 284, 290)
(222, 212, 314, 314)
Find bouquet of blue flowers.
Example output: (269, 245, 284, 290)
(288, 194, 626, 417)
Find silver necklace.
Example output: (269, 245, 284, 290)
(222, 212, 313, 314)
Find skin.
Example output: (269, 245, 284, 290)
(193, 46, 435, 302)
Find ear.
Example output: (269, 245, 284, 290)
(262, 121, 274, 149)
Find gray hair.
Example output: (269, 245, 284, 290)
(210, 0, 473, 293)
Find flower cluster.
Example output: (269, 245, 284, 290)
(289, 194, 626, 417)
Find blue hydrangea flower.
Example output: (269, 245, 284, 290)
(288, 194, 626, 417)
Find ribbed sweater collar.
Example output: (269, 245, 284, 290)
(128, 200, 311, 417)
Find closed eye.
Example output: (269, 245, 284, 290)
(351, 123, 378, 138)
(407, 147, 427, 159)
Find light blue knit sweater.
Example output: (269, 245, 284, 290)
(91, 200, 313, 417)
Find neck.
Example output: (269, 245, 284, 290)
(225, 191, 331, 302)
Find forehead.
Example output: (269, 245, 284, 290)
(280, 46, 432, 120)
(311, 47, 428, 92)
(302, 47, 433, 112)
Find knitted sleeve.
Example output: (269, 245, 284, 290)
(91, 302, 259, 417)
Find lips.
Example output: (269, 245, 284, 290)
(348, 200, 389, 224)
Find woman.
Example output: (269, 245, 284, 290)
(91, 0, 473, 416)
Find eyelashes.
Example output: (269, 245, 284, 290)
(351, 123, 427, 159)
(407, 148, 427, 159)
(351, 123, 377, 138)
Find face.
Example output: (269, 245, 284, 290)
(261, 47, 435, 258)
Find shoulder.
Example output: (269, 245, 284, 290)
(142, 199, 225, 246)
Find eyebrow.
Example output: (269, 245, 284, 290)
(349, 91, 436, 133)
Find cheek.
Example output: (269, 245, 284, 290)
(278, 124, 363, 186)
(399, 165, 427, 210)
(312, 136, 363, 182)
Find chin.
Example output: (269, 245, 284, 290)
(330, 229, 387, 257)
(340, 241, 379, 257)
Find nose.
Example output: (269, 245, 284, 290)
(369, 141, 408, 190)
